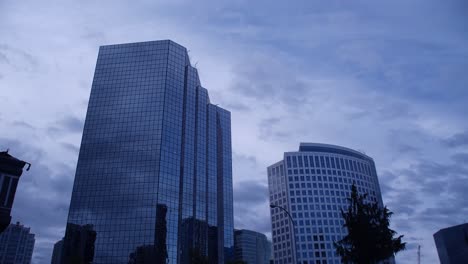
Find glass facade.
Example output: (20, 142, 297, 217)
(64, 40, 233, 264)
(0, 222, 35, 264)
(268, 143, 384, 264)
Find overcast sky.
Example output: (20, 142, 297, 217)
(1, 0, 468, 263)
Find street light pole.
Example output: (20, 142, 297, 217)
(270, 204, 300, 264)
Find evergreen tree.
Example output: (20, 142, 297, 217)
(334, 184, 405, 264)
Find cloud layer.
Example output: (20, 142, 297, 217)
(1, 1, 467, 263)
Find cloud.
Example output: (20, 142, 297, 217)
(231, 153, 272, 236)
(452, 152, 468, 164)
(443, 131, 468, 147)
(0, 44, 39, 71)
(58, 116, 85, 133)
(258, 117, 286, 141)
(10, 120, 36, 130)
(233, 181, 271, 235)
(60, 142, 80, 154)
(48, 116, 85, 136)
(1, 1, 467, 264)
(0, 51, 9, 64)
(381, 155, 468, 263)
(234, 180, 268, 205)
(222, 102, 251, 112)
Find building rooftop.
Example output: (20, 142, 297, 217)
(297, 143, 373, 161)
(434, 222, 468, 236)
(0, 150, 30, 176)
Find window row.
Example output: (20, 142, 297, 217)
(285, 155, 372, 175)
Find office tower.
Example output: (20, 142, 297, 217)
(0, 222, 35, 264)
(434, 223, 468, 264)
(267, 143, 385, 264)
(234, 229, 271, 264)
(0, 151, 31, 233)
(63, 40, 233, 264)
(51, 238, 63, 264)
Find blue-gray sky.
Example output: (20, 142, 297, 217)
(1, 0, 468, 263)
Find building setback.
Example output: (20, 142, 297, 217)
(434, 223, 468, 264)
(234, 229, 271, 264)
(267, 143, 386, 264)
(0, 222, 35, 264)
(63, 40, 234, 264)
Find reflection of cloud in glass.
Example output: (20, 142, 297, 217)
(62, 40, 234, 263)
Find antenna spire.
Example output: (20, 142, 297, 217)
(417, 245, 421, 264)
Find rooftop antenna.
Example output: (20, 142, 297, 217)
(417, 245, 421, 264)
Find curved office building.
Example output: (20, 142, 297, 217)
(267, 143, 384, 264)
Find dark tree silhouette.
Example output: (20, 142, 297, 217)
(334, 184, 405, 264)
(226, 261, 247, 264)
(155, 204, 168, 263)
(189, 247, 209, 264)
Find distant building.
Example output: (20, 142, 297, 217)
(61, 223, 96, 264)
(234, 229, 271, 264)
(0, 222, 35, 264)
(434, 223, 468, 264)
(51, 238, 63, 264)
(267, 240, 273, 263)
(268, 143, 386, 264)
(0, 151, 30, 233)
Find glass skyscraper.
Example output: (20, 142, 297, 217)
(63, 40, 233, 264)
(267, 143, 385, 264)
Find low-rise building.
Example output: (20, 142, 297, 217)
(434, 223, 468, 264)
(234, 229, 271, 264)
